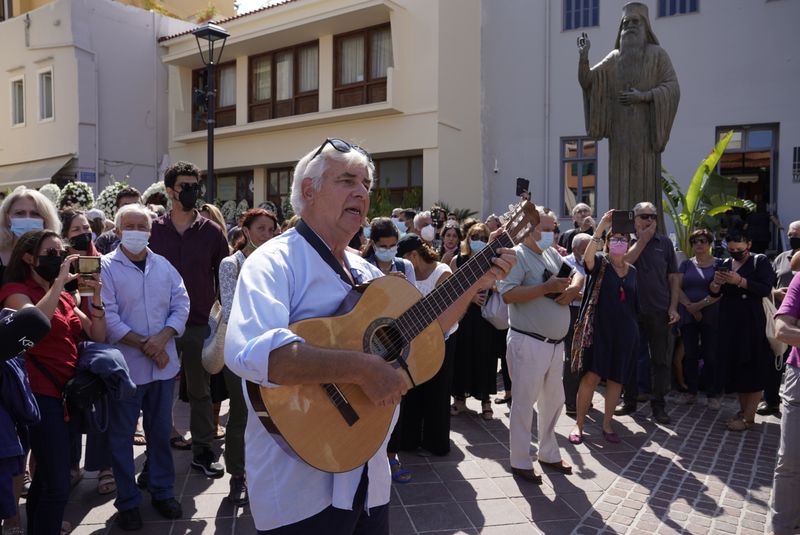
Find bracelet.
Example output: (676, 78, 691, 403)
(90, 302, 105, 310)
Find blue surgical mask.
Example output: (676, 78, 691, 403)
(536, 231, 554, 250)
(470, 239, 487, 253)
(374, 246, 398, 262)
(363, 226, 371, 240)
(392, 218, 407, 234)
(10, 217, 44, 237)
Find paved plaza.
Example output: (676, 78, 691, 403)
(48, 386, 780, 535)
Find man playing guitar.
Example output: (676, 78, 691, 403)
(224, 138, 516, 534)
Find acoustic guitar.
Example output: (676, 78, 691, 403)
(247, 201, 539, 473)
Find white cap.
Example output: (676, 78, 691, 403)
(85, 208, 105, 221)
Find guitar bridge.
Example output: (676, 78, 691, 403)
(324, 383, 359, 426)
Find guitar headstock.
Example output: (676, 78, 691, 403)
(500, 200, 539, 245)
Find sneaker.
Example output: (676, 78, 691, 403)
(191, 450, 224, 478)
(116, 507, 143, 531)
(152, 497, 182, 520)
(707, 397, 722, 411)
(756, 401, 780, 417)
(675, 393, 696, 405)
(565, 405, 577, 417)
(614, 403, 637, 416)
(227, 475, 249, 506)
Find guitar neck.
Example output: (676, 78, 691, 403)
(395, 232, 514, 341)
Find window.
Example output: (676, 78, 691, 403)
(209, 171, 254, 223)
(192, 62, 236, 131)
(38, 69, 53, 121)
(373, 155, 423, 207)
(249, 41, 319, 122)
(10, 77, 24, 126)
(658, 0, 698, 17)
(563, 0, 599, 31)
(334, 24, 392, 109)
(561, 137, 597, 216)
(267, 167, 293, 221)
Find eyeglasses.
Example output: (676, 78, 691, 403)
(609, 237, 628, 244)
(690, 238, 709, 245)
(471, 236, 489, 243)
(310, 138, 372, 163)
(636, 214, 657, 221)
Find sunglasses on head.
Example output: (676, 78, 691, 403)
(636, 213, 657, 221)
(310, 138, 372, 163)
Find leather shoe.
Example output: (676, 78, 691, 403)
(756, 401, 780, 416)
(538, 459, 572, 474)
(614, 404, 637, 416)
(152, 497, 182, 520)
(652, 407, 672, 425)
(511, 467, 542, 484)
(116, 508, 142, 531)
(227, 475, 249, 506)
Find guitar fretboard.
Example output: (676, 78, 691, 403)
(393, 232, 514, 344)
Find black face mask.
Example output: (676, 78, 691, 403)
(34, 255, 63, 283)
(70, 232, 93, 252)
(177, 184, 200, 212)
(729, 249, 748, 261)
(790, 237, 800, 251)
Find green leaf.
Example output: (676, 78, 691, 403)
(685, 131, 733, 214)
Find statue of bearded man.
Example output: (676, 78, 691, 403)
(578, 2, 680, 227)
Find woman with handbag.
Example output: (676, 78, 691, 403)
(217, 208, 278, 506)
(709, 231, 776, 431)
(0, 230, 106, 535)
(569, 211, 639, 445)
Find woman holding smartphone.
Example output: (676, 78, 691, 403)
(0, 230, 106, 535)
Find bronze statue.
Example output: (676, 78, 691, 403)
(578, 2, 680, 225)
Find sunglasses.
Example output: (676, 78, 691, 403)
(40, 248, 66, 258)
(636, 214, 657, 221)
(176, 182, 201, 193)
(311, 138, 372, 163)
(471, 236, 489, 243)
(690, 238, 709, 245)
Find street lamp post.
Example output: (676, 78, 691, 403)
(192, 22, 229, 203)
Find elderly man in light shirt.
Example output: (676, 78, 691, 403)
(101, 204, 190, 530)
(224, 138, 515, 534)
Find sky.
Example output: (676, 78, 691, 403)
(235, 0, 279, 14)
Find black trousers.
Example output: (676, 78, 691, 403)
(764, 348, 789, 407)
(258, 468, 389, 535)
(562, 306, 580, 409)
(388, 336, 456, 456)
(623, 311, 673, 409)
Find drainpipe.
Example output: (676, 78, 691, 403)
(543, 0, 551, 207)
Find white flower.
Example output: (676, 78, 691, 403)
(95, 181, 130, 220)
(220, 200, 237, 223)
(58, 181, 94, 210)
(39, 184, 61, 205)
(235, 199, 250, 221)
(142, 181, 171, 210)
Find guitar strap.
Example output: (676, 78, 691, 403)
(295, 220, 354, 287)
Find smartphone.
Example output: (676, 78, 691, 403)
(78, 256, 101, 275)
(515, 177, 530, 197)
(611, 210, 636, 235)
(717, 266, 730, 273)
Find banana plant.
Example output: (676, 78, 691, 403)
(662, 131, 755, 257)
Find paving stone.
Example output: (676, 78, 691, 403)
(405, 503, 472, 532)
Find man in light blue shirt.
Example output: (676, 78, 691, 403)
(224, 138, 516, 534)
(100, 204, 190, 530)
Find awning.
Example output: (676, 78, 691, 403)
(0, 155, 74, 190)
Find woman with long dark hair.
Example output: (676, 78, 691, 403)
(0, 230, 106, 535)
(219, 208, 278, 505)
(361, 217, 416, 283)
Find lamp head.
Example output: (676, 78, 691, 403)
(192, 23, 230, 65)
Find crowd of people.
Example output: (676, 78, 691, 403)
(0, 138, 797, 535)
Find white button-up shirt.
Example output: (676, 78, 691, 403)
(100, 247, 189, 385)
(225, 228, 395, 531)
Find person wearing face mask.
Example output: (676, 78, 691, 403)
(449, 223, 505, 420)
(569, 211, 639, 445)
(413, 211, 438, 247)
(216, 208, 278, 506)
(149, 161, 230, 480)
(0, 230, 106, 535)
(709, 231, 776, 431)
(0, 187, 61, 282)
(760, 220, 800, 418)
(361, 218, 416, 284)
(100, 204, 190, 529)
(94, 187, 142, 255)
(496, 209, 583, 483)
(617, 201, 680, 425)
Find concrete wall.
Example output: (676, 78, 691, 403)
(11, 0, 235, 19)
(482, 0, 800, 231)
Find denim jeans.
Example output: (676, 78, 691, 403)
(27, 394, 75, 535)
(109, 378, 176, 512)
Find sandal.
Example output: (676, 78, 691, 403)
(132, 430, 146, 446)
(389, 458, 412, 484)
(169, 435, 192, 450)
(97, 469, 116, 495)
(481, 401, 493, 421)
(726, 418, 752, 432)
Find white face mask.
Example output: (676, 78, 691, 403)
(121, 230, 150, 254)
(420, 225, 436, 242)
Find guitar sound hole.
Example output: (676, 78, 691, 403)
(369, 323, 405, 363)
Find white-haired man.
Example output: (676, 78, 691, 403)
(762, 220, 800, 417)
(559, 203, 595, 254)
(101, 204, 190, 530)
(413, 211, 436, 244)
(224, 138, 516, 534)
(618, 201, 680, 424)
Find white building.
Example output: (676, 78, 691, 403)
(0, 0, 192, 193)
(482, 0, 800, 252)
